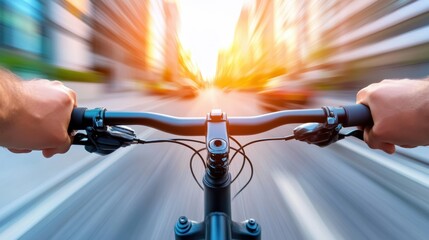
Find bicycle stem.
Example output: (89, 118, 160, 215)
(204, 109, 232, 218)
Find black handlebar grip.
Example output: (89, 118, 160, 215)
(342, 104, 373, 127)
(69, 107, 87, 131)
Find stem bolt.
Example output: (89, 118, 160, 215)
(246, 218, 259, 232)
(179, 216, 188, 225)
(175, 216, 191, 234)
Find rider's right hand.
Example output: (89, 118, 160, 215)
(0, 78, 77, 158)
(356, 79, 429, 154)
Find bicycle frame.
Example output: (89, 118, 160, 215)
(174, 109, 261, 240)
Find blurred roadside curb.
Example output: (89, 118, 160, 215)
(317, 92, 429, 164)
(333, 139, 429, 213)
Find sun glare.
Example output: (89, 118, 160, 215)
(177, 0, 244, 81)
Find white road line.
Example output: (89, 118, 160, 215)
(0, 153, 100, 223)
(0, 129, 155, 239)
(273, 172, 342, 240)
(336, 141, 429, 188)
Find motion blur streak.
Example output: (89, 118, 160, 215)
(1, 0, 429, 239)
(273, 171, 339, 240)
(0, 130, 155, 239)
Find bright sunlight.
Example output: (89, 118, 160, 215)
(177, 0, 244, 81)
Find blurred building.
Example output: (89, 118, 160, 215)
(277, 0, 429, 89)
(0, 0, 47, 77)
(216, 0, 429, 90)
(248, 0, 276, 77)
(162, 0, 180, 82)
(318, 0, 429, 88)
(216, 0, 280, 89)
(0, 0, 94, 77)
(0, 0, 44, 55)
(215, 5, 251, 88)
(0, 0, 185, 90)
(91, 0, 152, 88)
(48, 0, 93, 71)
(92, 0, 186, 89)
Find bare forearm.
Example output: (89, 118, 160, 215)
(0, 69, 22, 132)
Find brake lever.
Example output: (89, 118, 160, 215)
(293, 122, 342, 147)
(294, 106, 366, 147)
(73, 133, 90, 145)
(339, 129, 364, 141)
(294, 124, 365, 147)
(72, 125, 137, 155)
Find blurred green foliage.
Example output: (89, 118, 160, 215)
(0, 49, 102, 83)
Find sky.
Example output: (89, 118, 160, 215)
(177, 0, 245, 80)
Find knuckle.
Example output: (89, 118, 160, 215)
(371, 125, 385, 140)
(380, 79, 397, 84)
(59, 91, 74, 107)
(365, 137, 378, 149)
(367, 143, 378, 149)
(358, 84, 378, 102)
(69, 89, 78, 103)
(51, 132, 69, 146)
(38, 79, 50, 83)
(364, 127, 384, 150)
(356, 89, 365, 102)
(52, 80, 63, 85)
(367, 139, 382, 150)
(59, 145, 71, 154)
(367, 88, 382, 102)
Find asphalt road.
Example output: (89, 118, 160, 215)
(0, 89, 428, 240)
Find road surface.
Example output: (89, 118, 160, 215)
(0, 88, 428, 240)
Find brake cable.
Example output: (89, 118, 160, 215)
(228, 135, 295, 199)
(190, 148, 206, 190)
(135, 138, 248, 193)
(229, 136, 246, 183)
(230, 135, 295, 162)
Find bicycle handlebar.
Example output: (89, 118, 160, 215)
(69, 104, 372, 136)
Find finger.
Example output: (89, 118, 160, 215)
(42, 136, 72, 158)
(8, 148, 32, 153)
(380, 143, 396, 154)
(64, 87, 77, 107)
(42, 148, 58, 158)
(364, 128, 395, 154)
(356, 82, 380, 104)
(399, 145, 417, 149)
(43, 145, 71, 158)
(33, 79, 49, 83)
(73, 96, 78, 108)
(52, 80, 63, 85)
(356, 88, 367, 104)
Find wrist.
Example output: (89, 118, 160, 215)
(0, 73, 23, 136)
(418, 81, 429, 137)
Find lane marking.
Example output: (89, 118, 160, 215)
(273, 172, 341, 240)
(0, 153, 100, 223)
(0, 129, 155, 239)
(336, 141, 429, 188)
